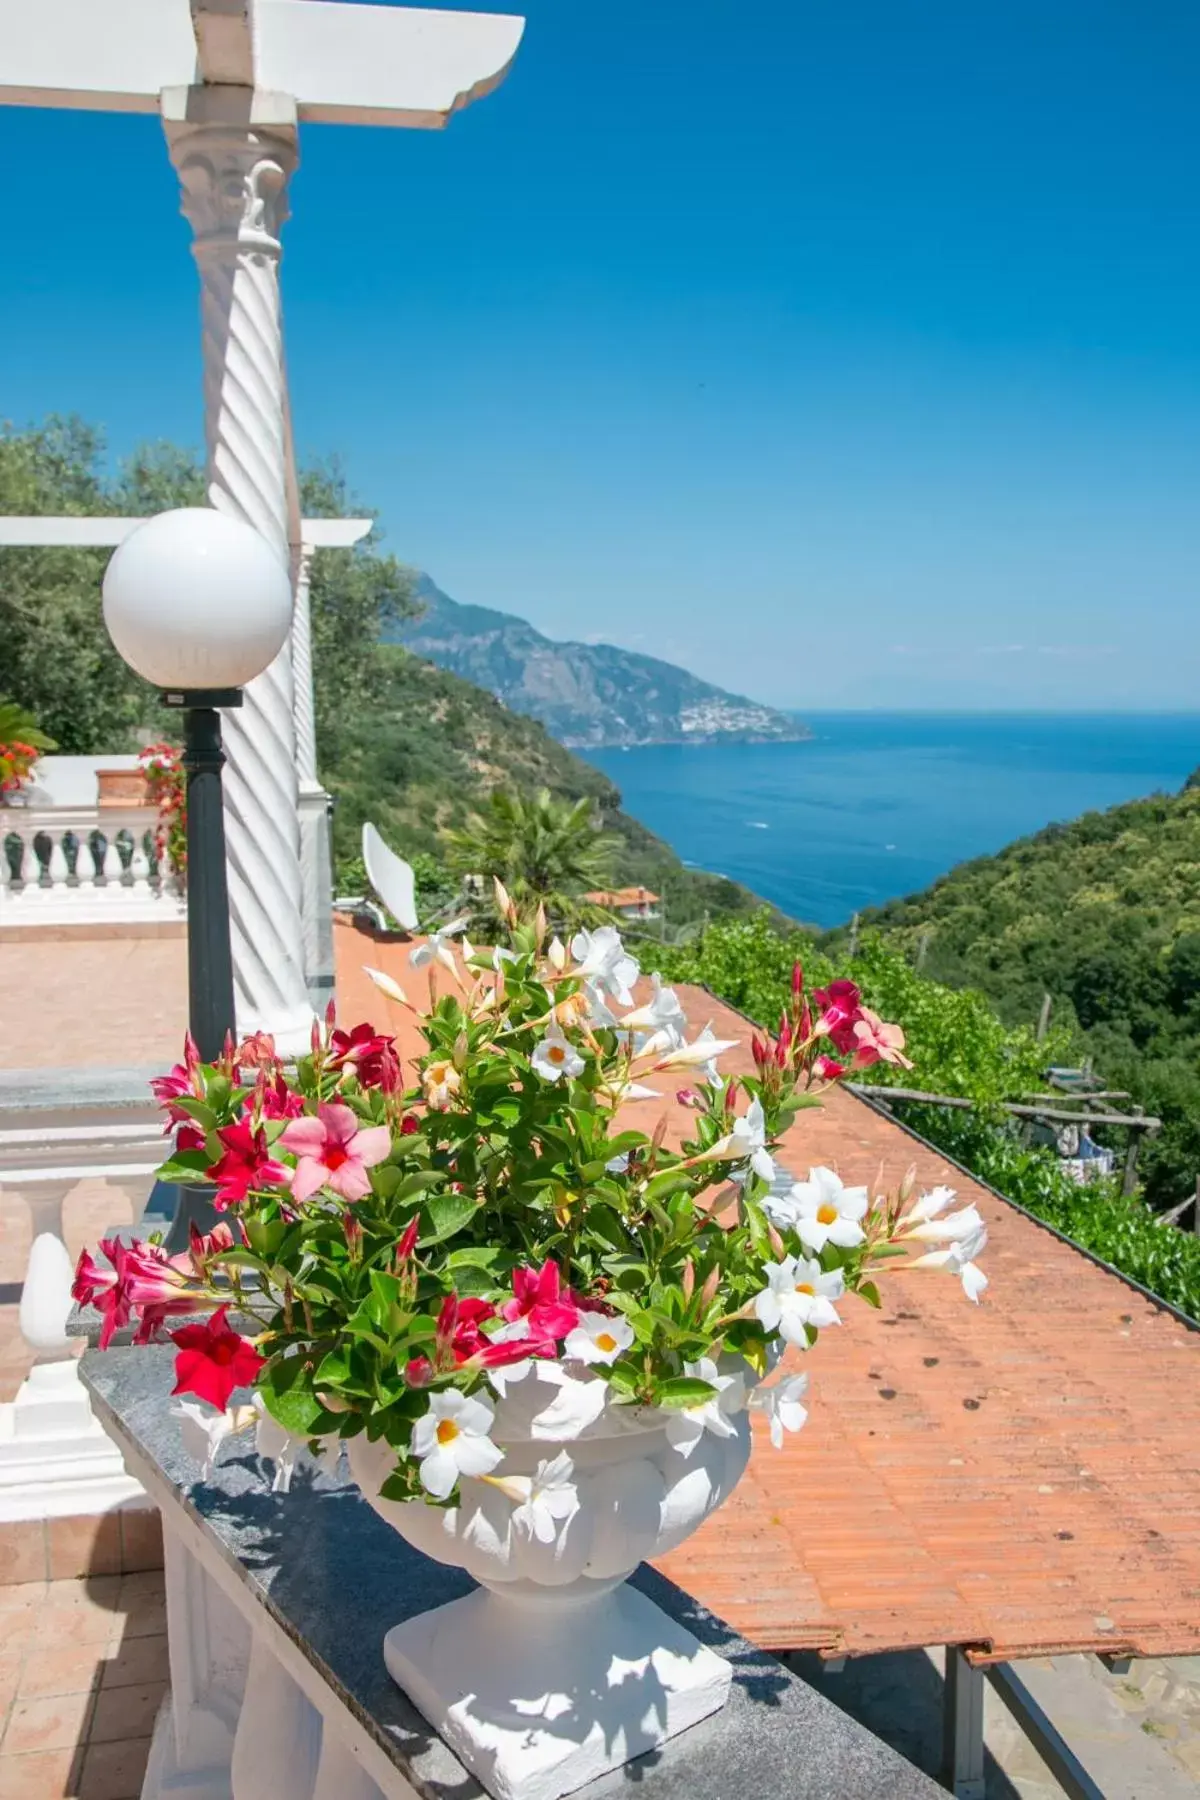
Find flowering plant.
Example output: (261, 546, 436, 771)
(0, 738, 40, 796)
(138, 742, 186, 876)
(75, 890, 987, 1503)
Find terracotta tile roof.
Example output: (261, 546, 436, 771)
(337, 920, 1200, 1663)
(584, 887, 660, 907)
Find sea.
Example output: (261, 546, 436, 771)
(584, 713, 1200, 930)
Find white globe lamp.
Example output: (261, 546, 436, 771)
(102, 507, 292, 691)
(100, 508, 295, 1251)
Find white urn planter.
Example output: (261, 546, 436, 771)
(347, 1361, 753, 1800)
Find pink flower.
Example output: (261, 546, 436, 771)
(237, 1031, 279, 1071)
(188, 1220, 237, 1274)
(813, 1054, 847, 1083)
(280, 1102, 391, 1203)
(500, 1260, 579, 1348)
(72, 1240, 129, 1349)
(170, 1307, 264, 1412)
(175, 1123, 207, 1154)
(257, 1074, 305, 1121)
(206, 1118, 289, 1208)
(329, 1023, 401, 1091)
(150, 1033, 202, 1125)
(813, 979, 864, 1054)
(121, 1240, 193, 1310)
(852, 1008, 913, 1070)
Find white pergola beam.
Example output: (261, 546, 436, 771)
(0, 0, 525, 129)
(0, 516, 372, 548)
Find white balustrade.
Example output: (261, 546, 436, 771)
(0, 1119, 165, 1520)
(0, 803, 186, 926)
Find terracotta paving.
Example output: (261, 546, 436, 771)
(0, 1572, 166, 1799)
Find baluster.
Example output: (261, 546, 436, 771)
(75, 832, 97, 891)
(46, 831, 70, 898)
(18, 828, 39, 890)
(102, 836, 124, 888)
(130, 832, 152, 894)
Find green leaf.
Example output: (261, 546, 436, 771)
(258, 1355, 340, 1437)
(653, 1377, 718, 1410)
(857, 1280, 882, 1309)
(419, 1190, 478, 1248)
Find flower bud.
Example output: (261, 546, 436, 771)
(767, 1224, 787, 1260)
(698, 1264, 721, 1311)
(676, 1087, 702, 1109)
(310, 1017, 323, 1057)
(548, 935, 567, 972)
(343, 1214, 363, 1262)
(534, 901, 548, 950)
(681, 1257, 695, 1302)
(791, 961, 804, 998)
(325, 997, 337, 1030)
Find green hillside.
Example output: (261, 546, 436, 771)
(325, 645, 762, 932)
(824, 777, 1200, 1205)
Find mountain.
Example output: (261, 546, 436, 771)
(389, 577, 811, 749)
(821, 772, 1200, 1207)
(326, 645, 778, 934)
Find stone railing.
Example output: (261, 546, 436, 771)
(0, 1069, 166, 1521)
(0, 803, 185, 927)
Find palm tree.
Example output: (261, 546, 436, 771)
(444, 788, 620, 935)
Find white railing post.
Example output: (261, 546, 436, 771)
(0, 1126, 165, 1521)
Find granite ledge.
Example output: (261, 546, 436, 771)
(82, 1344, 942, 1800)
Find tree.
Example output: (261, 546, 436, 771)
(0, 417, 420, 763)
(445, 787, 620, 933)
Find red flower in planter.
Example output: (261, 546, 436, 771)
(170, 1306, 264, 1411)
(72, 1238, 130, 1350)
(328, 1022, 401, 1092)
(813, 979, 864, 1054)
(206, 1118, 289, 1208)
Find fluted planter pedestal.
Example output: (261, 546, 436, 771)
(348, 1374, 752, 1800)
(384, 1583, 730, 1800)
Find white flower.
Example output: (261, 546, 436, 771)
(605, 1150, 630, 1174)
(485, 1451, 580, 1544)
(411, 1390, 503, 1498)
(547, 935, 567, 972)
(779, 1167, 869, 1254)
(911, 1224, 989, 1303)
(904, 1184, 958, 1224)
(636, 1024, 688, 1060)
(664, 1357, 745, 1457)
(596, 1078, 662, 1105)
(530, 1023, 586, 1083)
(363, 965, 409, 1007)
(902, 1202, 984, 1244)
(752, 1372, 810, 1449)
(570, 926, 640, 1005)
(707, 1097, 777, 1186)
(652, 1025, 739, 1076)
(172, 1398, 241, 1480)
(692, 1021, 734, 1085)
(253, 1394, 299, 1494)
(409, 917, 469, 974)
(621, 974, 688, 1043)
(563, 1309, 635, 1366)
(753, 1254, 844, 1346)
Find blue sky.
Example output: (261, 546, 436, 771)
(2, 0, 1199, 710)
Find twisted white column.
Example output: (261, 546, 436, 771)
(166, 94, 313, 1052)
(291, 543, 319, 790)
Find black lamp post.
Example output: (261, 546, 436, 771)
(102, 508, 294, 1251)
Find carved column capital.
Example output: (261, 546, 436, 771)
(169, 122, 298, 263)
